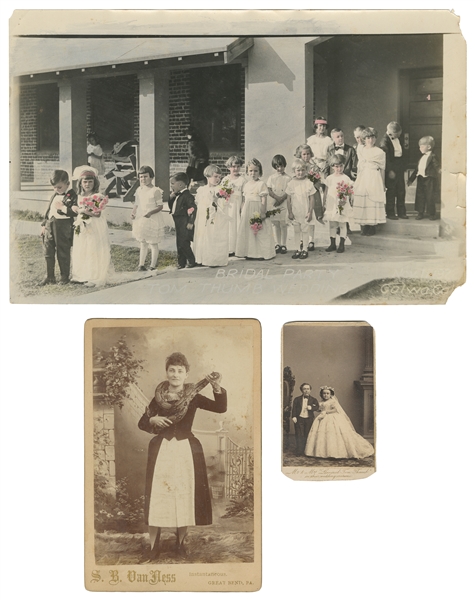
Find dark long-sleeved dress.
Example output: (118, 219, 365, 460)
(138, 388, 227, 527)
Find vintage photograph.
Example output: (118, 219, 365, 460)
(282, 322, 375, 481)
(9, 9, 466, 304)
(85, 319, 261, 591)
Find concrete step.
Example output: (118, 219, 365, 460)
(351, 231, 463, 257)
(378, 218, 440, 239)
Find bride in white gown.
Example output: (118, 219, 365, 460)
(305, 386, 374, 459)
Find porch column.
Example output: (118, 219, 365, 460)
(354, 327, 374, 440)
(245, 37, 316, 180)
(138, 70, 170, 201)
(441, 34, 466, 237)
(58, 79, 87, 176)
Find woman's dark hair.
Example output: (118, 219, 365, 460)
(272, 155, 287, 169)
(319, 387, 335, 399)
(166, 352, 190, 372)
(138, 165, 155, 179)
(300, 382, 312, 392)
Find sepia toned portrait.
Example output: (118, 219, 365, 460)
(9, 9, 466, 305)
(84, 319, 261, 591)
(282, 322, 375, 481)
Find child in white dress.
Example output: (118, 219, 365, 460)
(295, 144, 327, 249)
(352, 128, 387, 236)
(324, 155, 354, 254)
(87, 133, 105, 176)
(131, 166, 165, 271)
(306, 117, 333, 178)
(193, 165, 230, 267)
(286, 159, 318, 260)
(236, 159, 275, 261)
(71, 166, 112, 287)
(266, 155, 291, 254)
(221, 156, 247, 256)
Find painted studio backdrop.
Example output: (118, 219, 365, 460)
(89, 322, 257, 568)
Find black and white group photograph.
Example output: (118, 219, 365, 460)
(282, 322, 375, 480)
(9, 9, 466, 304)
(84, 319, 261, 591)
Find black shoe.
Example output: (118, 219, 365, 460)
(138, 265, 147, 271)
(429, 215, 438, 221)
(177, 265, 186, 270)
(58, 279, 69, 285)
(186, 263, 197, 268)
(307, 242, 315, 251)
(228, 252, 235, 257)
(325, 237, 337, 252)
(367, 225, 376, 236)
(291, 251, 301, 259)
(37, 278, 56, 287)
(387, 215, 399, 220)
(280, 245, 287, 254)
(398, 215, 409, 219)
(299, 250, 309, 259)
(275, 245, 282, 254)
(337, 238, 345, 253)
(415, 214, 424, 220)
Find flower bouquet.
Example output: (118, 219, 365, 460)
(74, 194, 108, 235)
(307, 169, 322, 187)
(335, 181, 354, 214)
(215, 182, 234, 203)
(249, 212, 263, 235)
(266, 208, 281, 218)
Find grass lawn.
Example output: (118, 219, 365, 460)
(12, 235, 177, 298)
(95, 511, 254, 565)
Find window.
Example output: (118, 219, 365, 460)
(37, 84, 59, 152)
(90, 75, 136, 152)
(190, 65, 242, 153)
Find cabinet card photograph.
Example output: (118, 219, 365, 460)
(10, 9, 465, 305)
(282, 322, 375, 481)
(85, 319, 261, 592)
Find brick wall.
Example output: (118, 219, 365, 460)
(168, 65, 246, 174)
(20, 87, 37, 182)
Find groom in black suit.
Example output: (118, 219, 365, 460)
(292, 383, 319, 456)
(169, 172, 197, 269)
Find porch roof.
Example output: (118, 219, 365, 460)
(11, 36, 253, 82)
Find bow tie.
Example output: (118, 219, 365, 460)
(335, 146, 344, 150)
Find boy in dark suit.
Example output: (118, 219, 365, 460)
(380, 121, 408, 220)
(408, 136, 441, 220)
(326, 128, 358, 181)
(39, 169, 77, 285)
(291, 383, 320, 456)
(169, 172, 197, 269)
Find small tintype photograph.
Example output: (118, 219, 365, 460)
(10, 9, 466, 305)
(282, 321, 375, 481)
(85, 319, 261, 592)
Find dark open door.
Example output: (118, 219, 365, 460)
(400, 67, 443, 169)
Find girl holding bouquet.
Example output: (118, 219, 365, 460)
(194, 165, 230, 267)
(294, 144, 327, 249)
(236, 159, 275, 261)
(323, 155, 354, 254)
(71, 166, 112, 287)
(131, 166, 165, 271)
(221, 156, 247, 256)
